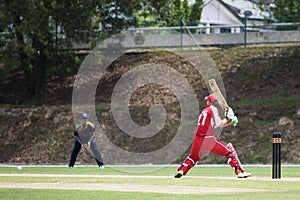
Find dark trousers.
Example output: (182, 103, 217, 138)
(69, 140, 104, 167)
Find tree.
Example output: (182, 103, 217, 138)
(99, 0, 142, 37)
(182, 0, 190, 23)
(138, 0, 203, 27)
(0, 0, 204, 101)
(0, 0, 142, 99)
(189, 0, 204, 26)
(117, 0, 195, 28)
(271, 0, 300, 22)
(0, 0, 99, 98)
(150, 0, 182, 26)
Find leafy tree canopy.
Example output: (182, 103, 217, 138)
(271, 0, 300, 22)
(0, 0, 204, 100)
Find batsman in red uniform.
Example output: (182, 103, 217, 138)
(174, 94, 251, 178)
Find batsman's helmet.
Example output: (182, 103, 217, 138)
(204, 94, 217, 103)
(81, 113, 89, 119)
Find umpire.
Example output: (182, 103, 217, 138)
(68, 113, 105, 168)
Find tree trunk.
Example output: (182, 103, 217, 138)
(10, 10, 36, 97)
(30, 34, 49, 97)
(33, 48, 47, 97)
(11, 10, 48, 98)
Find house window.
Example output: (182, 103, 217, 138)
(220, 28, 231, 33)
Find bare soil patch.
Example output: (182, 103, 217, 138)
(0, 182, 269, 194)
(1, 174, 294, 194)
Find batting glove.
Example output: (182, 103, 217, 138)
(231, 116, 239, 126)
(225, 107, 235, 121)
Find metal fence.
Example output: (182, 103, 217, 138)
(1, 23, 300, 50)
(125, 22, 300, 48)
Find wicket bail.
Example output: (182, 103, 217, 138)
(272, 132, 281, 179)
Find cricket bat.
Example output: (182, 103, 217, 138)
(208, 79, 229, 111)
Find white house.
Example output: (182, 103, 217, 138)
(200, 0, 275, 34)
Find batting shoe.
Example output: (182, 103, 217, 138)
(237, 172, 251, 178)
(174, 170, 184, 178)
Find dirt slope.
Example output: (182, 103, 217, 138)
(0, 44, 299, 165)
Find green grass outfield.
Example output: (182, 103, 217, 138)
(0, 165, 299, 200)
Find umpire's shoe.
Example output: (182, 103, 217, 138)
(99, 165, 105, 169)
(174, 170, 184, 178)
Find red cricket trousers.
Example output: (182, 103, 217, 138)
(178, 136, 243, 175)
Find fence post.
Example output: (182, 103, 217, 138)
(180, 18, 183, 50)
(243, 10, 252, 48)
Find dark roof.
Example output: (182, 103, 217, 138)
(227, 4, 241, 14)
(248, 0, 273, 4)
(218, 0, 243, 23)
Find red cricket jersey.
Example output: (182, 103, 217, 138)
(196, 104, 222, 137)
